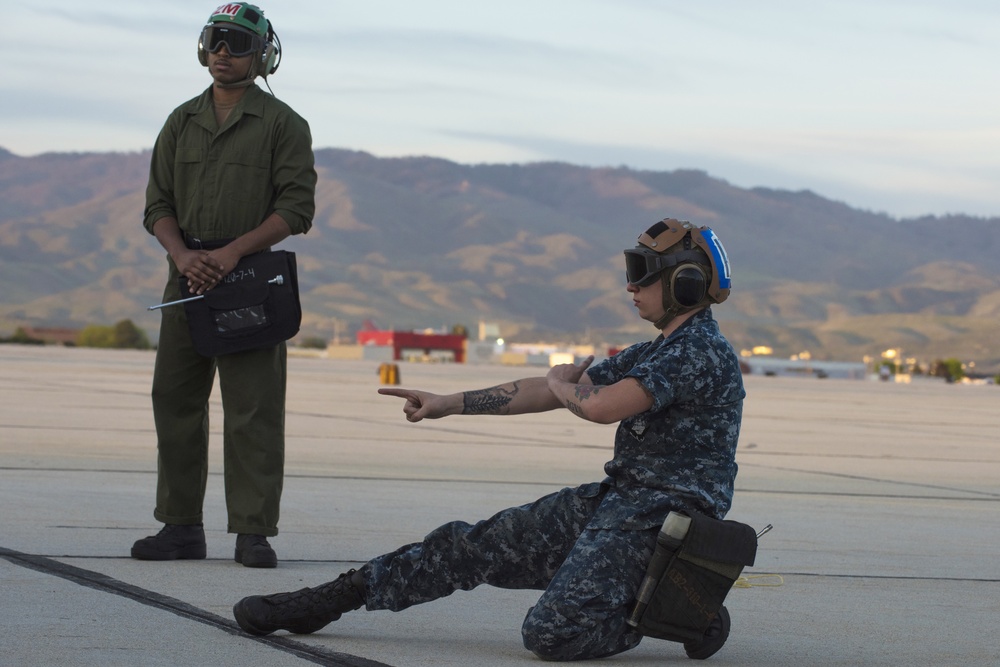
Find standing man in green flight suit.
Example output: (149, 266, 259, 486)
(132, 2, 316, 568)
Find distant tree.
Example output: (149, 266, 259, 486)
(451, 324, 469, 339)
(77, 320, 150, 349)
(875, 360, 897, 375)
(930, 358, 964, 382)
(77, 325, 115, 348)
(298, 336, 328, 349)
(112, 319, 151, 349)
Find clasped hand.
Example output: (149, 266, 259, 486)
(175, 247, 240, 294)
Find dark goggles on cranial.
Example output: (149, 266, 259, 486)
(624, 247, 669, 287)
(624, 247, 706, 286)
(200, 24, 262, 57)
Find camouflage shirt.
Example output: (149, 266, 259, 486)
(585, 308, 744, 529)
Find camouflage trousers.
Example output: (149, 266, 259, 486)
(361, 482, 660, 661)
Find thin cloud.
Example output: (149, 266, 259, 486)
(3, 0, 999, 217)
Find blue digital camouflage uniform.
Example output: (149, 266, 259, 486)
(360, 308, 745, 661)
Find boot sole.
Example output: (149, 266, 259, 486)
(232, 599, 274, 636)
(235, 548, 278, 568)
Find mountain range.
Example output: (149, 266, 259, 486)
(0, 146, 997, 372)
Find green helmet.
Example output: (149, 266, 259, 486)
(207, 2, 269, 38)
(197, 3, 281, 80)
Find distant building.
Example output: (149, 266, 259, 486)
(17, 327, 80, 346)
(477, 321, 501, 341)
(741, 357, 867, 380)
(357, 329, 467, 363)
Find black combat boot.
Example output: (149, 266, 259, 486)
(235, 534, 277, 568)
(684, 605, 730, 660)
(131, 523, 206, 560)
(233, 569, 365, 636)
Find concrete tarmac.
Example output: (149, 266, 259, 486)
(1, 345, 998, 666)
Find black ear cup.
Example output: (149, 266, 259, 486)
(671, 265, 708, 308)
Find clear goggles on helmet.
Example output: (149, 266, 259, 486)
(200, 24, 262, 57)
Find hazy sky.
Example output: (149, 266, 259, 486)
(5, 1, 999, 218)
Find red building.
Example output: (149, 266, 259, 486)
(357, 330, 466, 363)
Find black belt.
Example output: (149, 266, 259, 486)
(182, 232, 233, 251)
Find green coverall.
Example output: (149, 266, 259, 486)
(143, 84, 316, 536)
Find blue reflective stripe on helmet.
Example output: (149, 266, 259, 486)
(701, 228, 732, 290)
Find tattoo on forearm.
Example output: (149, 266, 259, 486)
(463, 383, 520, 415)
(565, 384, 601, 419)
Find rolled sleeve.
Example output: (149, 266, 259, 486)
(269, 112, 316, 236)
(143, 115, 181, 235)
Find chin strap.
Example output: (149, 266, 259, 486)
(653, 305, 693, 330)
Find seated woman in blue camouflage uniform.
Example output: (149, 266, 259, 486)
(233, 218, 745, 662)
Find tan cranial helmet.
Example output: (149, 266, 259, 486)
(624, 218, 732, 328)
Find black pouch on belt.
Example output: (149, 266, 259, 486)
(629, 509, 758, 643)
(179, 250, 301, 357)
